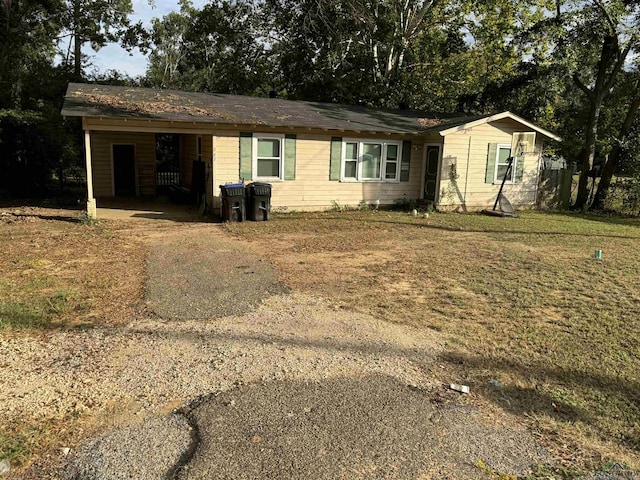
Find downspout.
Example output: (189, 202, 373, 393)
(462, 137, 471, 209)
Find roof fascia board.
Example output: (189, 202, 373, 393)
(80, 116, 418, 137)
(438, 111, 562, 142)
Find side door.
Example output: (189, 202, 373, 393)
(423, 145, 441, 203)
(113, 144, 136, 196)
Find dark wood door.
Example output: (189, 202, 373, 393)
(424, 145, 440, 202)
(113, 145, 136, 196)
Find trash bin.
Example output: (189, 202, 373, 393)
(220, 183, 246, 222)
(246, 182, 272, 221)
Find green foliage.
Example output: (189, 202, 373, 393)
(0, 301, 49, 329)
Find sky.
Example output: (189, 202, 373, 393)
(88, 0, 208, 78)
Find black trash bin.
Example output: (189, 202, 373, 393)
(246, 182, 272, 221)
(220, 183, 246, 222)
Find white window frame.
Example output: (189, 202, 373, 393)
(494, 144, 516, 184)
(340, 139, 402, 182)
(252, 133, 285, 181)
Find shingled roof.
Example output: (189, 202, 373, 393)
(61, 83, 481, 135)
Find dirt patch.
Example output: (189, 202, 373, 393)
(0, 207, 145, 329)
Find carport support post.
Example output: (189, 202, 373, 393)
(84, 130, 97, 219)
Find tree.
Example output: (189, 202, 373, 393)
(565, 0, 637, 209)
(58, 0, 145, 80)
(0, 0, 62, 108)
(146, 1, 193, 89)
(591, 72, 640, 209)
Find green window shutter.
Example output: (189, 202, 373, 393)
(514, 154, 525, 182)
(239, 132, 253, 181)
(400, 140, 411, 182)
(330, 136, 342, 181)
(284, 134, 296, 180)
(486, 143, 498, 183)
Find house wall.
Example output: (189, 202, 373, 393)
(89, 131, 156, 196)
(213, 131, 427, 211)
(84, 116, 548, 212)
(438, 118, 543, 210)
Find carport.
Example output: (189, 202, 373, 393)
(95, 197, 205, 222)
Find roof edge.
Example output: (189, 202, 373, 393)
(438, 111, 562, 142)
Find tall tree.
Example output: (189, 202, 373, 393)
(58, 0, 143, 80)
(146, 1, 194, 89)
(568, 0, 637, 209)
(591, 72, 640, 209)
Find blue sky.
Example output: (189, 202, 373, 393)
(88, 0, 208, 77)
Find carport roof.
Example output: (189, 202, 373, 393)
(61, 83, 481, 135)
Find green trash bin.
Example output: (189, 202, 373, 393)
(220, 184, 246, 222)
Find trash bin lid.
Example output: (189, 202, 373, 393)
(220, 183, 245, 188)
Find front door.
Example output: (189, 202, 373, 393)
(113, 145, 136, 196)
(424, 145, 440, 203)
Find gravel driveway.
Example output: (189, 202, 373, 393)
(180, 375, 546, 480)
(145, 228, 288, 320)
(2, 222, 550, 479)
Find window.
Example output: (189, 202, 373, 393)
(197, 136, 203, 162)
(385, 144, 399, 179)
(341, 139, 402, 182)
(253, 134, 284, 180)
(344, 142, 358, 179)
(495, 144, 515, 183)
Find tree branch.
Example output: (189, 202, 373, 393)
(573, 73, 594, 100)
(603, 37, 635, 93)
(592, 0, 617, 35)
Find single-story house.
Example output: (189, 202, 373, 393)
(61, 83, 561, 218)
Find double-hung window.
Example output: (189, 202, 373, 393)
(341, 140, 402, 182)
(495, 144, 515, 183)
(253, 134, 284, 181)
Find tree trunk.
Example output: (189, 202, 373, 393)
(591, 94, 640, 210)
(571, 34, 627, 210)
(573, 100, 600, 209)
(73, 0, 82, 81)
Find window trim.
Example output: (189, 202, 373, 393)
(494, 143, 516, 184)
(252, 133, 285, 181)
(340, 138, 402, 183)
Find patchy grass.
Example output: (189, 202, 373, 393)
(0, 207, 145, 330)
(225, 210, 640, 473)
(0, 420, 55, 467)
(0, 207, 147, 471)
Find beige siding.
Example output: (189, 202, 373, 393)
(214, 132, 424, 211)
(90, 131, 156, 196)
(439, 119, 542, 209)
